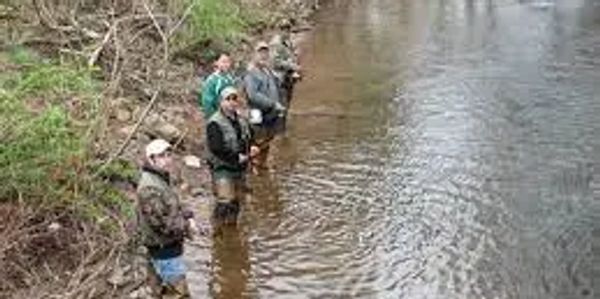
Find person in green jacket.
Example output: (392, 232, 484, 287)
(200, 53, 235, 119)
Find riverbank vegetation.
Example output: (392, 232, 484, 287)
(1, 0, 317, 297)
(0, 45, 135, 298)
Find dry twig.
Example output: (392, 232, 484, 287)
(141, 0, 169, 62)
(93, 90, 161, 178)
(88, 25, 114, 67)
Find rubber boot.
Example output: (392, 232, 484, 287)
(213, 178, 241, 226)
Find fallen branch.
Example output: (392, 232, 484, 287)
(93, 90, 160, 178)
(88, 25, 114, 67)
(167, 1, 197, 39)
(173, 128, 189, 150)
(107, 16, 123, 95)
(32, 0, 75, 34)
(141, 0, 169, 62)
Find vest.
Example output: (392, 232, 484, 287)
(206, 111, 251, 172)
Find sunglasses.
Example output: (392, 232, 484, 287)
(155, 149, 173, 158)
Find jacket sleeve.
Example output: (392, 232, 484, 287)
(207, 122, 239, 164)
(201, 76, 218, 115)
(138, 186, 186, 237)
(244, 71, 275, 111)
(272, 45, 299, 72)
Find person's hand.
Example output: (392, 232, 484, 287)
(239, 154, 249, 164)
(274, 102, 286, 113)
(249, 146, 260, 158)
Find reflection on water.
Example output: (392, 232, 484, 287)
(195, 0, 600, 298)
(210, 226, 250, 298)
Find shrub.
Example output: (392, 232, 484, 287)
(0, 47, 132, 222)
(170, 0, 269, 51)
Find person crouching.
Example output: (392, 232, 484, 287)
(206, 87, 259, 225)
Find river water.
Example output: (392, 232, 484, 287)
(191, 0, 600, 298)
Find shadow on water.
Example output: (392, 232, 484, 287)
(198, 0, 600, 298)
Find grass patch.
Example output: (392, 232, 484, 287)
(95, 158, 139, 183)
(181, 0, 247, 43)
(171, 0, 269, 52)
(0, 46, 133, 223)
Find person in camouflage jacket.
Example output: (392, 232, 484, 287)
(270, 19, 302, 107)
(136, 139, 195, 298)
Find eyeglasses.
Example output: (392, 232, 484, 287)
(226, 95, 239, 101)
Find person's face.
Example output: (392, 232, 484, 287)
(151, 150, 173, 173)
(256, 49, 270, 65)
(215, 55, 232, 72)
(222, 93, 240, 113)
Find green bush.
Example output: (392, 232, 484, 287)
(0, 102, 82, 200)
(0, 47, 133, 216)
(1, 52, 95, 198)
(173, 0, 249, 49)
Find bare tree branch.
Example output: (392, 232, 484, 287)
(93, 90, 161, 178)
(141, 0, 169, 62)
(88, 24, 114, 67)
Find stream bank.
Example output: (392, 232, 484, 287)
(0, 1, 321, 298)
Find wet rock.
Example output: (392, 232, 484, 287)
(183, 155, 202, 168)
(128, 286, 154, 299)
(144, 114, 182, 141)
(115, 108, 132, 122)
(48, 222, 61, 232)
(167, 106, 186, 116)
(111, 97, 136, 121)
(107, 265, 131, 287)
(118, 125, 135, 137)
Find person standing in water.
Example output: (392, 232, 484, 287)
(244, 42, 286, 168)
(206, 87, 259, 225)
(270, 19, 302, 109)
(136, 139, 196, 298)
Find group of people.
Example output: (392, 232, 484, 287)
(134, 21, 301, 298)
(201, 20, 301, 226)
